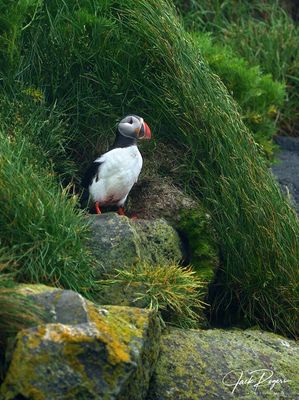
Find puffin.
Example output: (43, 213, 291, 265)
(81, 115, 151, 215)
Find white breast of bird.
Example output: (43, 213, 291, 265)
(89, 146, 143, 206)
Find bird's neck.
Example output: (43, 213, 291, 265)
(111, 130, 137, 149)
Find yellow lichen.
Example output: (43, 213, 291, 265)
(63, 342, 86, 377)
(43, 324, 94, 345)
(25, 387, 46, 400)
(1, 306, 158, 400)
(27, 325, 47, 349)
(104, 305, 148, 337)
(87, 304, 131, 365)
(53, 290, 63, 303)
(22, 87, 44, 103)
(15, 283, 56, 296)
(0, 328, 46, 400)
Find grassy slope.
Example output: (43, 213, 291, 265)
(0, 0, 298, 336)
(119, 0, 298, 336)
(175, 0, 299, 136)
(192, 31, 285, 159)
(0, 93, 96, 297)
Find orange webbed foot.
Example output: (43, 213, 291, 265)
(95, 202, 102, 215)
(117, 207, 125, 216)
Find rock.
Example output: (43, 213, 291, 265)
(129, 178, 219, 287)
(88, 213, 183, 277)
(274, 135, 299, 153)
(16, 284, 89, 324)
(127, 178, 197, 222)
(1, 299, 161, 400)
(147, 328, 299, 400)
(271, 135, 299, 214)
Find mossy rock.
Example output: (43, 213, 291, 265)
(147, 328, 299, 400)
(1, 301, 161, 400)
(176, 207, 219, 285)
(88, 213, 183, 277)
(127, 179, 218, 281)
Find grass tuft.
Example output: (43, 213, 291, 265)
(0, 128, 96, 297)
(0, 260, 41, 348)
(0, 88, 77, 182)
(99, 263, 206, 328)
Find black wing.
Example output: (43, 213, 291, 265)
(81, 161, 102, 189)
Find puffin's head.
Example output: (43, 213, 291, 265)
(118, 115, 151, 141)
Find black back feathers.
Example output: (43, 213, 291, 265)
(81, 161, 102, 189)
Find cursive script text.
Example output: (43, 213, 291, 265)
(222, 369, 291, 394)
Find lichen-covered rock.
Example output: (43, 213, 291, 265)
(1, 305, 161, 400)
(16, 284, 89, 324)
(88, 213, 183, 277)
(147, 328, 299, 400)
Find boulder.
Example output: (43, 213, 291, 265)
(88, 213, 183, 277)
(127, 178, 197, 222)
(88, 213, 215, 319)
(147, 328, 299, 400)
(1, 285, 161, 400)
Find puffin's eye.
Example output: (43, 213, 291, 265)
(129, 117, 133, 124)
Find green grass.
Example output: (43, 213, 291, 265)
(0, 121, 96, 296)
(106, 0, 299, 337)
(175, 0, 299, 136)
(0, 88, 76, 182)
(193, 31, 285, 158)
(120, 0, 299, 336)
(0, 260, 41, 347)
(224, 6, 299, 136)
(99, 263, 206, 328)
(0, 0, 298, 337)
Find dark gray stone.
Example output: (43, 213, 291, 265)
(274, 136, 299, 153)
(272, 136, 299, 214)
(16, 284, 89, 325)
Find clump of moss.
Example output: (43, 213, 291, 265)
(177, 207, 219, 283)
(98, 262, 206, 328)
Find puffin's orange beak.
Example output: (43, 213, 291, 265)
(140, 121, 151, 139)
